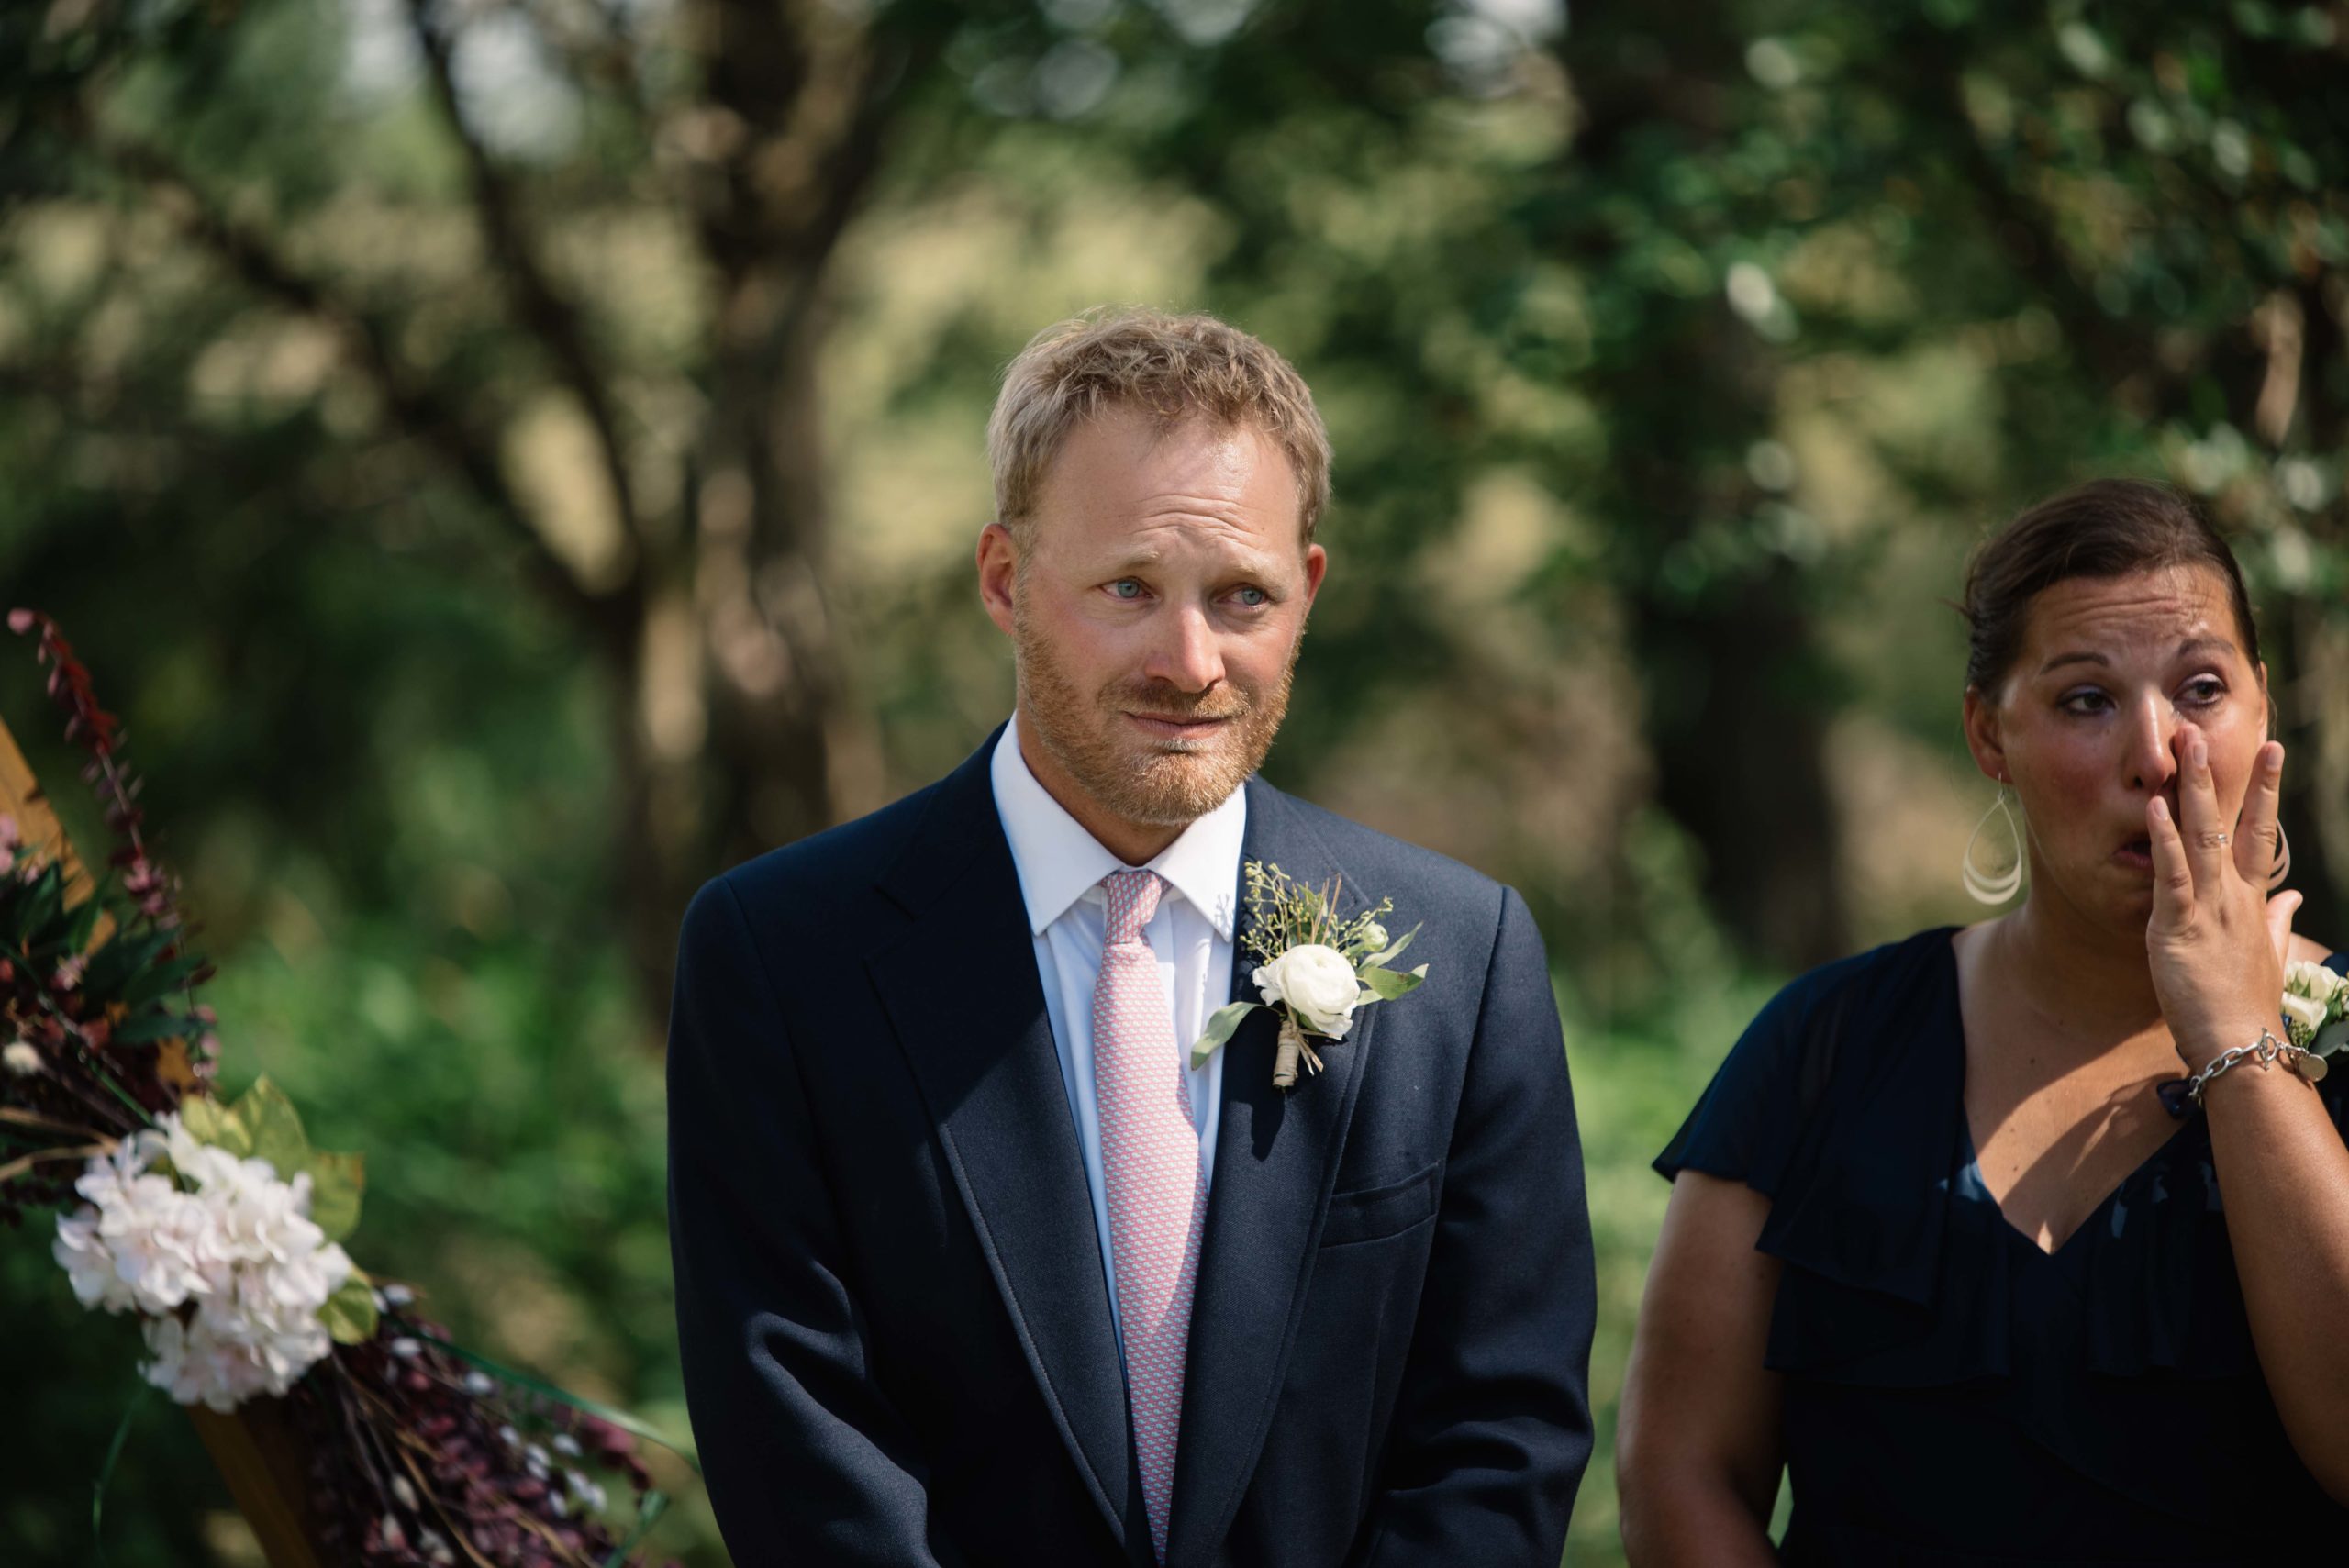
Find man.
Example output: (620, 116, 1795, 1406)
(667, 308, 1595, 1567)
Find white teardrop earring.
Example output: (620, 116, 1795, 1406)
(2269, 819, 2292, 891)
(1963, 787, 2025, 905)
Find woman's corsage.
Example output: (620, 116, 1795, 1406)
(1189, 861, 1429, 1090)
(2282, 960, 2349, 1057)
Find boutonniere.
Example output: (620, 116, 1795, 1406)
(2282, 960, 2349, 1060)
(1189, 861, 1430, 1090)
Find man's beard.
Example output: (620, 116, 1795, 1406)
(1014, 605, 1296, 829)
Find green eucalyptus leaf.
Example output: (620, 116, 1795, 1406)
(1360, 963, 1427, 1001)
(306, 1149, 366, 1242)
(322, 1271, 378, 1346)
(1362, 925, 1420, 970)
(2315, 1018, 2349, 1058)
(235, 1078, 314, 1182)
(1190, 1000, 1262, 1069)
(179, 1094, 252, 1158)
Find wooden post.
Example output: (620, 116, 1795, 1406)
(188, 1401, 328, 1568)
(1, 713, 331, 1566)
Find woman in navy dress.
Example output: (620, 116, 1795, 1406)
(1618, 480, 2349, 1565)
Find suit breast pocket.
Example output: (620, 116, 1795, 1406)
(1319, 1160, 1441, 1248)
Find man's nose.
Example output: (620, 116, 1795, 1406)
(1145, 603, 1225, 694)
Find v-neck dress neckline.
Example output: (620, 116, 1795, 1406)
(1940, 934, 2198, 1266)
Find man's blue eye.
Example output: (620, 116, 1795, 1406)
(1111, 580, 1143, 600)
(1235, 586, 1268, 606)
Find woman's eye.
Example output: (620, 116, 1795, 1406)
(2180, 678, 2226, 707)
(2060, 689, 2111, 716)
(1108, 579, 1144, 601)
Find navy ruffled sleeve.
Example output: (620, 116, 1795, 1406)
(1653, 943, 1905, 1198)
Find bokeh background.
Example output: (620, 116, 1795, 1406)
(4, 0, 2346, 1561)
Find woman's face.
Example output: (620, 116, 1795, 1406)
(1964, 564, 2267, 932)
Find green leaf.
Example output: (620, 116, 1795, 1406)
(235, 1077, 313, 1183)
(61, 895, 103, 957)
(1189, 1000, 1262, 1069)
(602, 1490, 671, 1566)
(122, 952, 204, 1006)
(1360, 963, 1428, 1002)
(306, 1149, 366, 1243)
(82, 927, 175, 999)
(178, 1094, 251, 1158)
(1362, 924, 1421, 970)
(15, 869, 63, 948)
(322, 1271, 378, 1346)
(109, 1011, 193, 1045)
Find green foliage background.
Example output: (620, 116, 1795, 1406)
(3, 0, 2345, 1562)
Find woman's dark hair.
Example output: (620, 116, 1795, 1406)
(1962, 478, 2259, 694)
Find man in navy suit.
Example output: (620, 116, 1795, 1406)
(667, 308, 1595, 1567)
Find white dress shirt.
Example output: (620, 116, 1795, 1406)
(989, 719, 1241, 1332)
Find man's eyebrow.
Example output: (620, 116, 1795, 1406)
(1098, 549, 1285, 579)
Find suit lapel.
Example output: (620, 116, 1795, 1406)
(1165, 779, 1380, 1568)
(867, 735, 1134, 1550)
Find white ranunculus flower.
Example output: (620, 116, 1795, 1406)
(2284, 960, 2345, 1048)
(2283, 989, 2331, 1046)
(1252, 943, 1363, 1040)
(2285, 959, 2343, 1006)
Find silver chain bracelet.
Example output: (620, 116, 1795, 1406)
(2176, 1028, 2328, 1108)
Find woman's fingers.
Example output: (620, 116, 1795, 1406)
(2234, 741, 2287, 887)
(2171, 726, 2232, 890)
(2148, 795, 2196, 930)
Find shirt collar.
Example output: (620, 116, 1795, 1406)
(989, 718, 1246, 940)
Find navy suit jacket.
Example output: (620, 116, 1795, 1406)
(667, 733, 1596, 1566)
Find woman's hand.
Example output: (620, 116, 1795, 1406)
(2146, 728, 2300, 1072)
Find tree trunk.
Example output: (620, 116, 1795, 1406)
(1631, 584, 1850, 971)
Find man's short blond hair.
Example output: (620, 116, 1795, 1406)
(987, 306, 1332, 544)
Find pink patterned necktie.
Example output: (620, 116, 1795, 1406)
(1092, 869, 1205, 1563)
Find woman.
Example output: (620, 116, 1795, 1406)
(1618, 479, 2349, 1564)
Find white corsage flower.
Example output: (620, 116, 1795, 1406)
(2284, 959, 2349, 1052)
(1193, 862, 1431, 1090)
(1253, 944, 1364, 1040)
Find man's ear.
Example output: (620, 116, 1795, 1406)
(977, 522, 1019, 638)
(1300, 541, 1327, 609)
(1962, 685, 2008, 784)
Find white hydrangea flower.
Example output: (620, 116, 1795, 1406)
(50, 1112, 353, 1411)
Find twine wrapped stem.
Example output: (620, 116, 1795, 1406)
(1271, 1013, 1327, 1091)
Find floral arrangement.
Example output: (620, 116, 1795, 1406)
(0, 610, 682, 1567)
(2282, 959, 2349, 1056)
(1190, 860, 1429, 1089)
